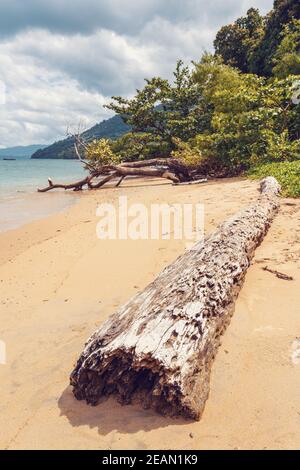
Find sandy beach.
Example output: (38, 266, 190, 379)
(0, 177, 299, 450)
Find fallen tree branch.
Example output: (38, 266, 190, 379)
(173, 178, 208, 186)
(115, 176, 125, 187)
(89, 172, 118, 189)
(262, 266, 294, 281)
(37, 160, 182, 192)
(37, 175, 92, 192)
(70, 177, 281, 420)
(115, 165, 180, 183)
(37, 133, 197, 192)
(74, 135, 98, 172)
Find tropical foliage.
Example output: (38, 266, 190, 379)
(84, 1, 300, 196)
(248, 160, 300, 197)
(214, 0, 300, 77)
(85, 138, 121, 166)
(105, 61, 207, 154)
(272, 19, 300, 78)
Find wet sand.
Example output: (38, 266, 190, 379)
(0, 191, 79, 233)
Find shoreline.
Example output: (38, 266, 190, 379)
(0, 158, 86, 232)
(0, 190, 81, 234)
(0, 177, 299, 449)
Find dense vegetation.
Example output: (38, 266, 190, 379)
(85, 0, 299, 196)
(248, 161, 300, 197)
(36, 1, 300, 196)
(214, 0, 300, 77)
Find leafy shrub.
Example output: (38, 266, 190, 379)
(111, 132, 170, 161)
(248, 161, 300, 197)
(171, 138, 202, 167)
(85, 139, 121, 166)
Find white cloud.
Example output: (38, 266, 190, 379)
(0, 45, 112, 146)
(0, 0, 274, 147)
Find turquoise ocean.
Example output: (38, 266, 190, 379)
(0, 158, 86, 232)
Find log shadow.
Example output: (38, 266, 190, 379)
(58, 386, 190, 436)
(105, 179, 173, 189)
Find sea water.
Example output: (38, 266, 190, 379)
(0, 158, 86, 232)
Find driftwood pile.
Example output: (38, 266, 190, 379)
(70, 177, 281, 420)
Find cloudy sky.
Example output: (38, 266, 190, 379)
(0, 0, 273, 148)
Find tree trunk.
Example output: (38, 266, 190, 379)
(70, 177, 281, 420)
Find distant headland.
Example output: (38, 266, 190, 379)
(31, 115, 130, 160)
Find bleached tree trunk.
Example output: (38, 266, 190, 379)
(70, 177, 281, 420)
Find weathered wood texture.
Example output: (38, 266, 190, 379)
(70, 177, 281, 420)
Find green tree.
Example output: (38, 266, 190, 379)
(272, 19, 300, 77)
(191, 59, 300, 172)
(111, 132, 170, 161)
(193, 54, 243, 101)
(214, 8, 264, 73)
(85, 139, 120, 166)
(251, 0, 300, 76)
(214, 1, 300, 77)
(105, 60, 206, 158)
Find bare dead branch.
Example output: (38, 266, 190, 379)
(262, 266, 294, 281)
(37, 175, 92, 192)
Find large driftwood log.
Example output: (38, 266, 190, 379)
(70, 177, 281, 420)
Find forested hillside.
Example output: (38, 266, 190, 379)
(31, 115, 130, 159)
